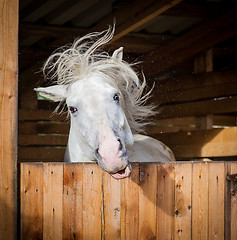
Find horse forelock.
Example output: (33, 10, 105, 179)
(43, 26, 156, 133)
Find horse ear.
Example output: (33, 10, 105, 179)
(34, 85, 67, 102)
(112, 47, 123, 61)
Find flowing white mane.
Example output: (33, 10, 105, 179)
(43, 26, 156, 133)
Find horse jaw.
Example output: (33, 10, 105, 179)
(110, 163, 132, 179)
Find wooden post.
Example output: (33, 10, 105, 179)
(194, 49, 213, 130)
(0, 0, 18, 239)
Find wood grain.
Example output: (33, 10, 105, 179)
(208, 162, 225, 240)
(174, 163, 192, 240)
(230, 162, 237, 240)
(82, 164, 102, 240)
(103, 172, 121, 240)
(157, 163, 175, 240)
(139, 163, 157, 240)
(0, 0, 18, 238)
(121, 163, 139, 240)
(43, 163, 63, 240)
(192, 162, 208, 239)
(21, 163, 43, 239)
(63, 163, 83, 239)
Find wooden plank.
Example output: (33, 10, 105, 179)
(19, 109, 66, 121)
(20, 22, 85, 39)
(158, 96, 237, 120)
(19, 121, 69, 135)
(18, 134, 68, 146)
(103, 172, 121, 240)
(225, 162, 231, 240)
(43, 163, 63, 240)
(156, 69, 237, 93)
(208, 162, 225, 240)
(142, 8, 237, 76)
(138, 163, 157, 240)
(121, 163, 140, 240)
(154, 115, 236, 128)
(157, 163, 175, 240)
(0, 0, 18, 239)
(152, 70, 237, 105)
(146, 115, 236, 134)
(154, 127, 237, 159)
(18, 147, 65, 162)
(174, 163, 192, 240)
(82, 164, 102, 240)
(192, 162, 208, 239)
(21, 163, 43, 239)
(63, 163, 83, 239)
(230, 162, 237, 240)
(110, 32, 174, 54)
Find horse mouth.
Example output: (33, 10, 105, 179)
(110, 164, 132, 180)
(94, 149, 131, 179)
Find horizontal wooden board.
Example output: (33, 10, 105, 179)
(154, 127, 237, 159)
(19, 121, 69, 135)
(18, 134, 68, 146)
(158, 96, 237, 119)
(18, 147, 65, 162)
(146, 115, 236, 134)
(19, 109, 67, 121)
(153, 70, 237, 104)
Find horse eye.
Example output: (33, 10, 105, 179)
(69, 106, 78, 114)
(113, 93, 120, 103)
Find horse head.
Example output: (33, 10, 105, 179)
(35, 27, 156, 179)
(35, 48, 137, 179)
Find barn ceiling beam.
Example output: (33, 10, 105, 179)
(89, 0, 182, 42)
(20, 22, 175, 52)
(20, 22, 85, 40)
(142, 7, 237, 77)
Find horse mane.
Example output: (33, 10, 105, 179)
(43, 26, 156, 133)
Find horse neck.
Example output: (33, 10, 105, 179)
(65, 121, 94, 162)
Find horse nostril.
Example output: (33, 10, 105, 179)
(118, 139, 123, 151)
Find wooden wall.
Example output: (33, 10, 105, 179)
(18, 109, 67, 162)
(20, 162, 237, 240)
(18, 107, 237, 162)
(0, 0, 18, 239)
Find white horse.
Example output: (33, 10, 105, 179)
(35, 27, 175, 179)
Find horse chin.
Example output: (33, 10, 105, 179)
(94, 149, 131, 179)
(110, 163, 132, 180)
